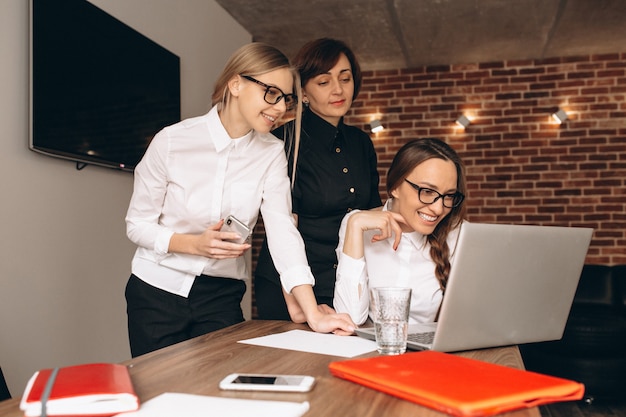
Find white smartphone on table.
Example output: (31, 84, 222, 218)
(221, 215, 251, 244)
(218, 373, 315, 392)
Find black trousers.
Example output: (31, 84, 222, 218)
(125, 274, 246, 357)
(255, 239, 335, 320)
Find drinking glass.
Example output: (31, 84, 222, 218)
(370, 287, 412, 355)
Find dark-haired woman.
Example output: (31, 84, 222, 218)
(255, 38, 382, 321)
(333, 138, 467, 325)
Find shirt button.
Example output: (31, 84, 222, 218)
(342, 167, 348, 173)
(349, 187, 355, 193)
(335, 147, 341, 153)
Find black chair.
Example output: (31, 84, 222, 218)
(0, 367, 11, 401)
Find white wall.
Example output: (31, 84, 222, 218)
(0, 0, 250, 396)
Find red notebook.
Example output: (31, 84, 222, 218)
(329, 351, 584, 417)
(19, 363, 139, 417)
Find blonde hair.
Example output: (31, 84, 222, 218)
(211, 43, 302, 184)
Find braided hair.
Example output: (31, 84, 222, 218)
(386, 138, 467, 291)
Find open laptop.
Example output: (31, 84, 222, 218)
(355, 222, 593, 352)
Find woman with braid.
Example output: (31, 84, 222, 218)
(333, 138, 467, 325)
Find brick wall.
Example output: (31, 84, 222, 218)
(250, 52, 626, 316)
(345, 52, 626, 265)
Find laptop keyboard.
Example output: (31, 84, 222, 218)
(407, 331, 435, 345)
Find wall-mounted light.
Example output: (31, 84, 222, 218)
(370, 119, 384, 133)
(455, 115, 471, 129)
(551, 108, 568, 124)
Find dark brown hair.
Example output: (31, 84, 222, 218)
(292, 38, 362, 100)
(387, 138, 467, 291)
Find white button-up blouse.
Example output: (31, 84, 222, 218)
(334, 200, 462, 325)
(126, 106, 314, 297)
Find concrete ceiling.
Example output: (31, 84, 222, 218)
(215, 0, 626, 71)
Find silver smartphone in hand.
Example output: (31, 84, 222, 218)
(221, 215, 251, 244)
(219, 373, 315, 392)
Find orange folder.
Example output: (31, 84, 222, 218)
(329, 351, 584, 417)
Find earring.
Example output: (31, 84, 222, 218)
(302, 98, 309, 107)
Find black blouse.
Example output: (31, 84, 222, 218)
(255, 108, 382, 304)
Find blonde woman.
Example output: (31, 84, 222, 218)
(125, 43, 355, 357)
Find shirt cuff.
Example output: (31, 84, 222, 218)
(336, 253, 366, 284)
(280, 265, 315, 294)
(155, 229, 175, 257)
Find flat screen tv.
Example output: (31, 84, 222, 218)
(29, 0, 181, 172)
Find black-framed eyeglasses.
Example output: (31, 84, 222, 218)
(241, 75, 298, 111)
(404, 179, 465, 208)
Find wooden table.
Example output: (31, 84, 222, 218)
(0, 320, 541, 417)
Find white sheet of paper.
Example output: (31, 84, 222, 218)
(114, 393, 309, 417)
(238, 329, 377, 357)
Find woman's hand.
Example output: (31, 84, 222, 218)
(284, 292, 342, 325)
(306, 309, 356, 336)
(342, 210, 407, 259)
(168, 219, 251, 259)
(289, 285, 356, 335)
